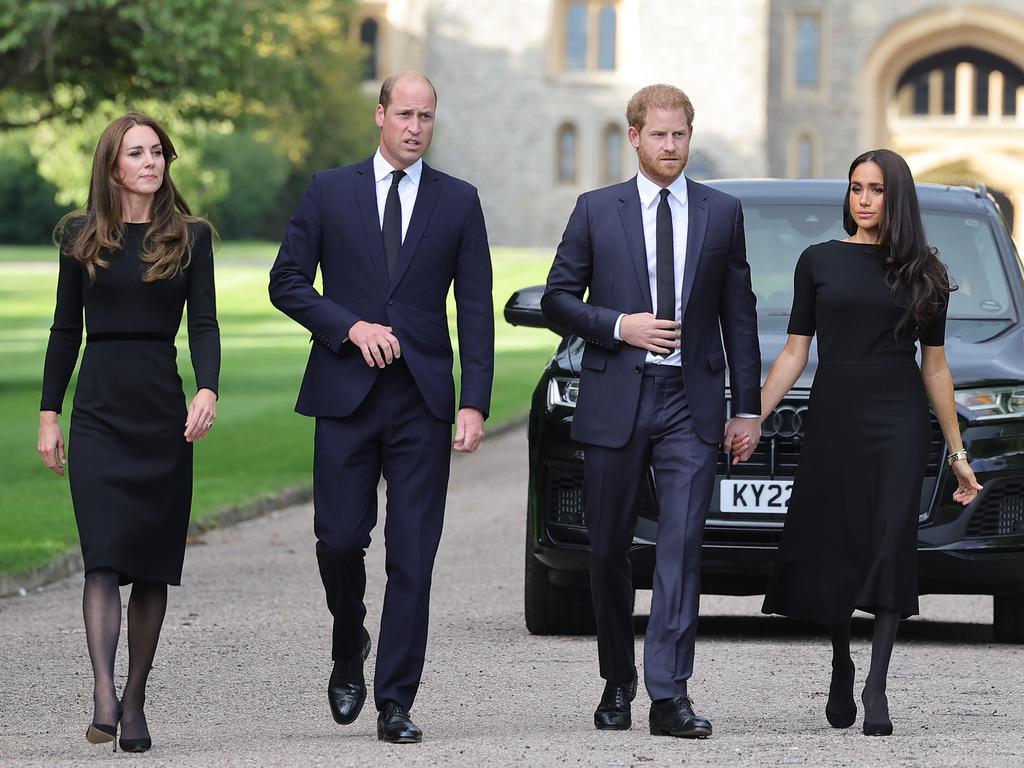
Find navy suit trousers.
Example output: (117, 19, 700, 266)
(583, 367, 717, 700)
(313, 359, 451, 711)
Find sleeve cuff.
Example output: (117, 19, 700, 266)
(613, 313, 625, 341)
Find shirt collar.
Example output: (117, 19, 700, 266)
(636, 170, 688, 210)
(374, 149, 423, 186)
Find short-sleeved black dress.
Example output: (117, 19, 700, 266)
(761, 239, 947, 624)
(40, 221, 220, 586)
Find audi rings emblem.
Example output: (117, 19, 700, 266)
(762, 405, 807, 439)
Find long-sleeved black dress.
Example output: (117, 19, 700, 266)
(761, 239, 947, 623)
(40, 221, 220, 585)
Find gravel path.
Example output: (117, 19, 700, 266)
(1, 425, 1021, 767)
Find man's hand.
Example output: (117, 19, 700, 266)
(453, 407, 485, 454)
(348, 320, 402, 368)
(619, 313, 680, 356)
(723, 417, 761, 465)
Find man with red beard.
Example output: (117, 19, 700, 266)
(542, 84, 761, 738)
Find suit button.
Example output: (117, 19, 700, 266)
(386, 299, 393, 305)
(634, 365, 642, 374)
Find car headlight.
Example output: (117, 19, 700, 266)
(547, 377, 579, 410)
(954, 387, 1024, 421)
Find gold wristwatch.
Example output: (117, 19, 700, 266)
(947, 448, 968, 466)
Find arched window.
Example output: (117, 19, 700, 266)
(898, 47, 1024, 118)
(597, 4, 616, 71)
(557, 124, 578, 184)
(602, 124, 623, 183)
(565, 2, 588, 71)
(359, 18, 379, 81)
(796, 135, 815, 178)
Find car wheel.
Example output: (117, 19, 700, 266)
(524, 535, 596, 636)
(993, 595, 1024, 643)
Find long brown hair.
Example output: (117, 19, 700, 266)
(842, 148, 954, 338)
(54, 113, 207, 282)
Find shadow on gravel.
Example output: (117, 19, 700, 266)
(629, 614, 995, 644)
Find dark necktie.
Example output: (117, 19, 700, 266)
(382, 169, 406, 277)
(656, 188, 675, 323)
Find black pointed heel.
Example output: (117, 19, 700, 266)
(85, 723, 117, 752)
(825, 660, 857, 728)
(118, 735, 153, 753)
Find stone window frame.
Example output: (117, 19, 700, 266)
(352, 4, 388, 84)
(552, 0, 621, 77)
(783, 7, 827, 102)
(602, 123, 625, 184)
(556, 122, 580, 185)
(788, 130, 820, 179)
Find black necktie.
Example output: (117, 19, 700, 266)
(656, 188, 675, 323)
(382, 169, 406, 277)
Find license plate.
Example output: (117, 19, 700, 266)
(719, 479, 792, 513)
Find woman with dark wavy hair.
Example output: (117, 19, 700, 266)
(755, 149, 980, 735)
(37, 113, 220, 753)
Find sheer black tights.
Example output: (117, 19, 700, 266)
(82, 569, 167, 739)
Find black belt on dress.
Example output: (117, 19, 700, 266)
(86, 332, 175, 343)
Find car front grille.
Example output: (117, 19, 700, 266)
(546, 460, 586, 527)
(966, 480, 1024, 537)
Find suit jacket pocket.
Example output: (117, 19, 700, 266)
(706, 350, 726, 372)
(581, 347, 608, 371)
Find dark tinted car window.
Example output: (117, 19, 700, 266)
(743, 203, 1012, 319)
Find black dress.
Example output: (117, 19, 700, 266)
(40, 221, 220, 586)
(761, 240, 946, 624)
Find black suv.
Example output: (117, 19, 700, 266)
(506, 179, 1024, 643)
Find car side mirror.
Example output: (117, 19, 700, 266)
(503, 285, 569, 335)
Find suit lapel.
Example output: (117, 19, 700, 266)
(618, 178, 654, 313)
(680, 178, 709, 320)
(389, 163, 441, 291)
(354, 158, 389, 287)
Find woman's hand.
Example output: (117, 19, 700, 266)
(38, 411, 66, 476)
(184, 388, 218, 443)
(950, 459, 982, 505)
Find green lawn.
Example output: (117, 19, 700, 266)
(0, 244, 557, 574)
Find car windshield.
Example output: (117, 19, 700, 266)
(743, 203, 1014, 319)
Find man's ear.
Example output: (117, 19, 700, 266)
(627, 125, 640, 150)
(375, 104, 386, 129)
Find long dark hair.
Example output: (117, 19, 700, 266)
(54, 113, 209, 283)
(843, 148, 954, 339)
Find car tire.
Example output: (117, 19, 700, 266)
(993, 595, 1024, 643)
(524, 537, 596, 636)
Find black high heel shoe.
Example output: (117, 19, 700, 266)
(118, 700, 152, 753)
(86, 701, 121, 752)
(861, 688, 893, 736)
(825, 660, 857, 728)
(85, 722, 117, 752)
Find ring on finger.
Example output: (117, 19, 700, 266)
(204, 420, 214, 428)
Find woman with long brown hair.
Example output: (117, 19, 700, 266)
(756, 149, 980, 735)
(37, 113, 220, 753)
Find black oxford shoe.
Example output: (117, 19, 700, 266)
(649, 696, 713, 738)
(328, 627, 371, 725)
(377, 702, 422, 743)
(594, 672, 638, 730)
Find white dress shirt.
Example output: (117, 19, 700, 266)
(373, 149, 423, 241)
(614, 171, 689, 367)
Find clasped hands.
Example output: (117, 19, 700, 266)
(348, 320, 484, 453)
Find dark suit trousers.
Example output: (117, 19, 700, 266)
(584, 367, 717, 700)
(313, 359, 451, 711)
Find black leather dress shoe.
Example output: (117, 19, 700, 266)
(594, 672, 638, 730)
(649, 696, 713, 738)
(328, 627, 371, 725)
(377, 702, 422, 743)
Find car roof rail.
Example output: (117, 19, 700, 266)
(974, 182, 989, 199)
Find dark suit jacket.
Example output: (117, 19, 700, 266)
(269, 157, 494, 423)
(541, 176, 760, 447)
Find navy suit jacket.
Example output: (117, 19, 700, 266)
(269, 157, 494, 423)
(541, 176, 760, 447)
